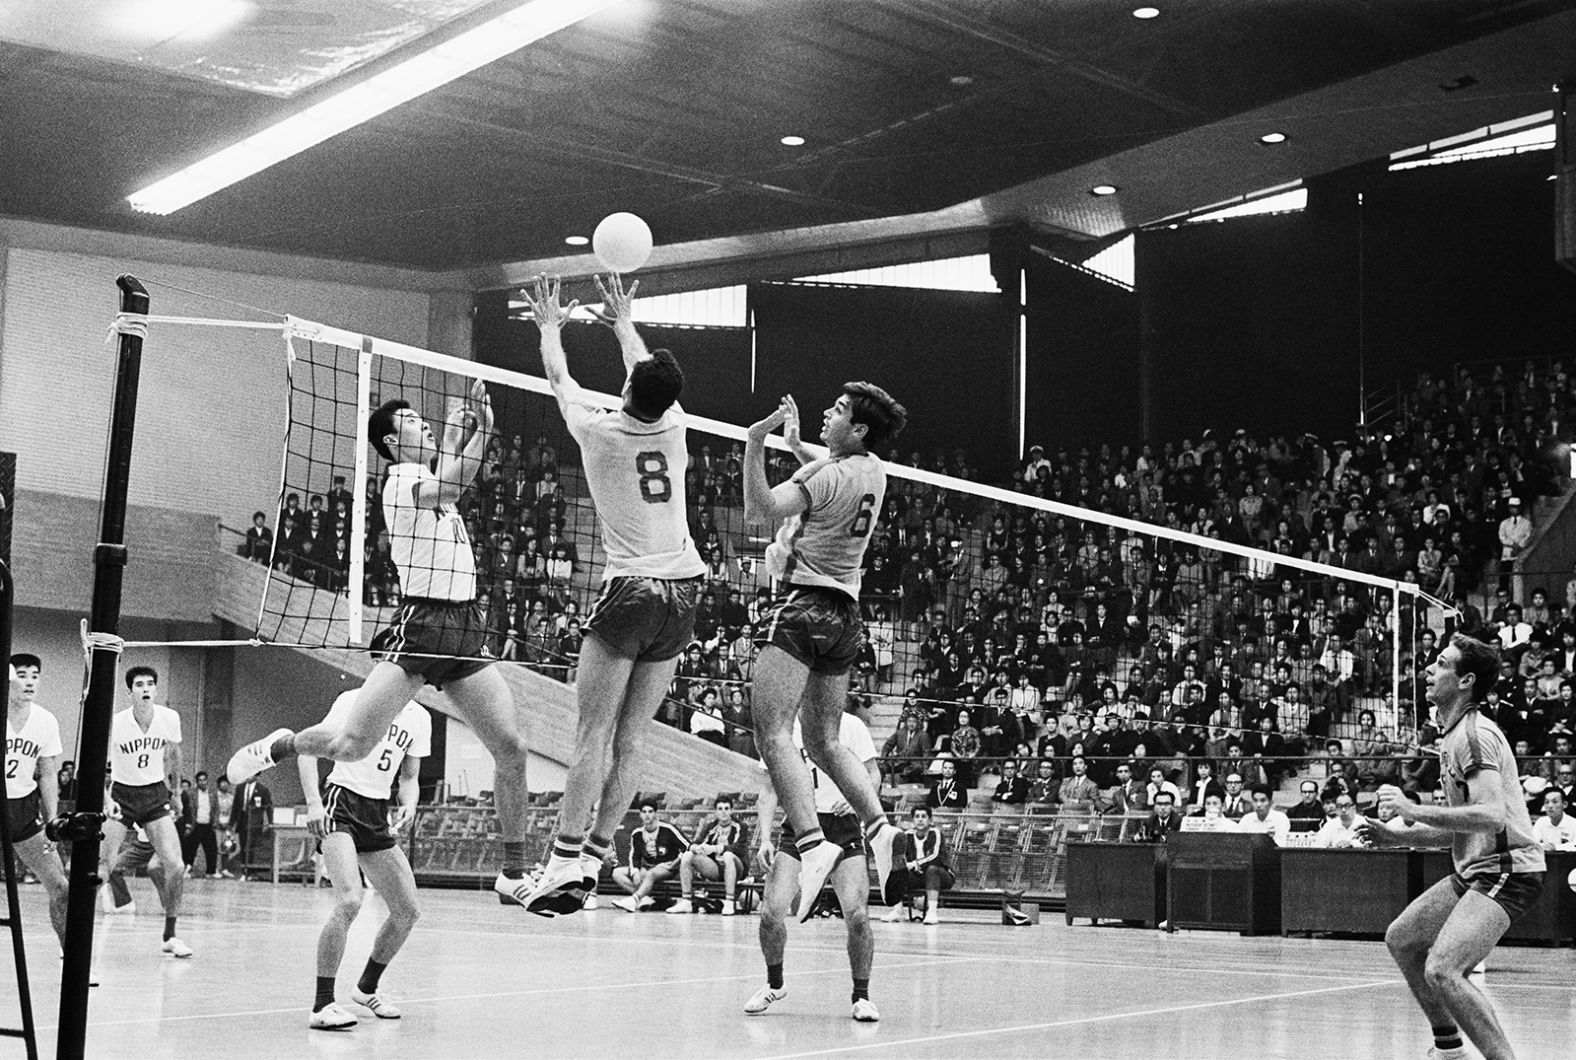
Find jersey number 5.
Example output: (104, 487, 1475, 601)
(377, 749, 395, 772)
(847, 493, 876, 537)
(636, 451, 672, 504)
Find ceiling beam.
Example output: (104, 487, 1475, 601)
(894, 0, 1207, 121)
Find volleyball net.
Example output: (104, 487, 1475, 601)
(127, 300, 1453, 754)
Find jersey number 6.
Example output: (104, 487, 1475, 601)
(847, 493, 876, 537)
(636, 451, 672, 504)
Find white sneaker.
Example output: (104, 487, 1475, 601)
(880, 906, 906, 923)
(866, 822, 900, 905)
(1426, 1048, 1468, 1060)
(744, 985, 786, 1015)
(161, 937, 193, 958)
(582, 893, 599, 910)
(309, 1003, 358, 1030)
(923, 908, 939, 926)
(612, 896, 640, 913)
(852, 998, 880, 1022)
(494, 870, 546, 908)
(350, 988, 401, 1019)
(795, 842, 842, 924)
(667, 898, 694, 914)
(579, 853, 603, 890)
(721, 899, 737, 916)
(226, 727, 293, 784)
(518, 855, 589, 918)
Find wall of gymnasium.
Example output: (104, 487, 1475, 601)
(0, 221, 453, 796)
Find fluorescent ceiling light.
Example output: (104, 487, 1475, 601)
(1259, 131, 1287, 144)
(564, 235, 589, 246)
(1090, 184, 1119, 196)
(128, 0, 621, 215)
(1133, 7, 1161, 19)
(780, 135, 806, 147)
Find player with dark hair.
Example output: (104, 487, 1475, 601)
(1360, 633, 1544, 1060)
(5, 655, 73, 958)
(102, 665, 191, 957)
(611, 801, 688, 912)
(297, 687, 429, 1030)
(228, 378, 536, 908)
(743, 383, 908, 921)
(515, 274, 706, 916)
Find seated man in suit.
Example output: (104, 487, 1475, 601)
(880, 807, 954, 925)
(1138, 790, 1183, 842)
(991, 759, 1029, 804)
(926, 758, 967, 812)
(1058, 755, 1099, 808)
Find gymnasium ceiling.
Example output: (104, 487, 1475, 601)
(1, 0, 1573, 287)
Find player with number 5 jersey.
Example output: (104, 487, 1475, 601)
(516, 273, 706, 916)
(745, 385, 908, 925)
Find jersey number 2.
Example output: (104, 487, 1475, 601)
(636, 451, 672, 504)
(847, 493, 875, 537)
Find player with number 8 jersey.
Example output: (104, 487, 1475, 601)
(515, 273, 706, 916)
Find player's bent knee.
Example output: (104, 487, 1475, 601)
(1422, 952, 1464, 990)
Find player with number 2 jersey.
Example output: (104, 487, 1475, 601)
(516, 273, 706, 916)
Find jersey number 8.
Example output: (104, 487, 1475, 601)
(635, 451, 672, 504)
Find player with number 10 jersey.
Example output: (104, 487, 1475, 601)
(514, 274, 705, 916)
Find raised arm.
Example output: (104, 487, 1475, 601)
(744, 399, 811, 527)
(590, 273, 650, 377)
(781, 395, 816, 466)
(422, 376, 494, 507)
(521, 274, 585, 418)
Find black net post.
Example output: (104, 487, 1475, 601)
(0, 560, 39, 1060)
(57, 275, 148, 1060)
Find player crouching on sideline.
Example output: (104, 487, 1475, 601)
(745, 705, 881, 1022)
(880, 807, 954, 925)
(670, 797, 750, 915)
(297, 687, 430, 1030)
(743, 387, 908, 922)
(611, 802, 688, 911)
(1357, 634, 1544, 1060)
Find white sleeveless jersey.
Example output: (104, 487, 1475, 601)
(110, 706, 182, 786)
(382, 462, 477, 601)
(564, 400, 704, 580)
(324, 693, 432, 800)
(758, 713, 877, 816)
(766, 453, 885, 599)
(6, 705, 63, 799)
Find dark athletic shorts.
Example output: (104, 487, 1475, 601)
(372, 598, 494, 688)
(111, 781, 173, 827)
(765, 587, 864, 676)
(1451, 871, 1544, 922)
(585, 576, 702, 663)
(3, 789, 44, 843)
(781, 812, 866, 867)
(321, 784, 397, 854)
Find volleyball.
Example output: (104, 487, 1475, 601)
(1569, 867, 1576, 894)
(592, 212, 653, 273)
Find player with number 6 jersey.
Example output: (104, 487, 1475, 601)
(516, 273, 706, 916)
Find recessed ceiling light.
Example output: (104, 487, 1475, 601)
(949, 74, 974, 87)
(1090, 184, 1119, 196)
(1259, 132, 1287, 144)
(564, 235, 589, 246)
(1133, 7, 1160, 19)
(780, 135, 806, 147)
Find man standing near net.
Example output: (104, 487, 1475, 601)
(5, 656, 71, 956)
(744, 386, 907, 918)
(516, 274, 705, 916)
(102, 665, 191, 957)
(1359, 634, 1544, 1060)
(228, 378, 536, 907)
(297, 686, 428, 1030)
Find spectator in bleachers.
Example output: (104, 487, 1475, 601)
(1498, 496, 1532, 590)
(612, 802, 689, 912)
(1235, 784, 1291, 845)
(880, 714, 929, 786)
(1532, 788, 1576, 851)
(991, 760, 1028, 804)
(881, 807, 953, 925)
(240, 511, 273, 563)
(1058, 756, 1098, 808)
(1027, 759, 1059, 804)
(926, 758, 966, 811)
(1219, 772, 1249, 819)
(1287, 779, 1324, 823)
(688, 689, 727, 747)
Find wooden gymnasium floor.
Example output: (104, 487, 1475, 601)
(2, 878, 1571, 1059)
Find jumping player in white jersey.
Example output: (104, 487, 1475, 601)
(102, 665, 191, 957)
(517, 274, 706, 915)
(1359, 634, 1545, 1060)
(228, 378, 535, 906)
(298, 687, 429, 1030)
(5, 655, 71, 954)
(743, 386, 907, 920)
(746, 707, 881, 1022)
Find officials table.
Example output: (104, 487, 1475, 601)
(1281, 847, 1415, 935)
(1064, 841, 1162, 926)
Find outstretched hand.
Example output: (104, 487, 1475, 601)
(782, 395, 802, 449)
(589, 273, 639, 327)
(748, 397, 793, 443)
(522, 274, 578, 330)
